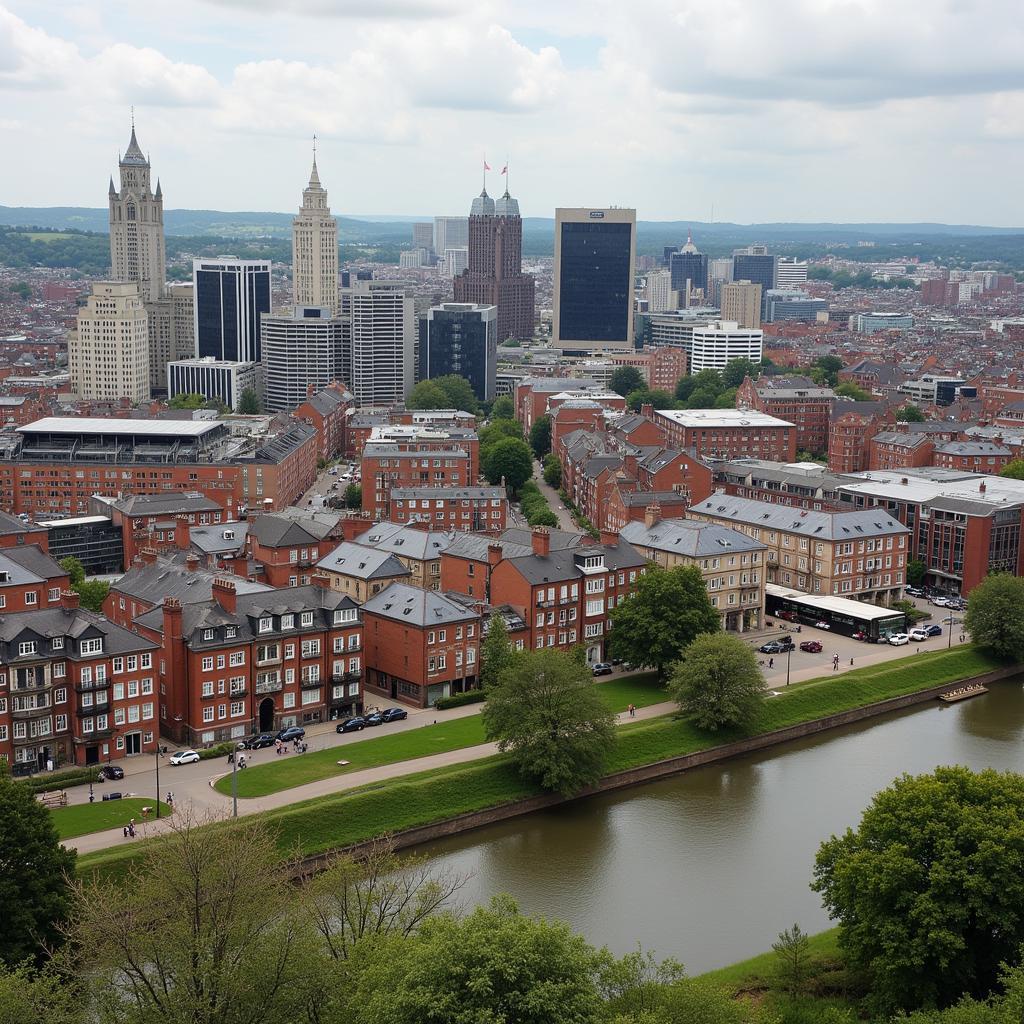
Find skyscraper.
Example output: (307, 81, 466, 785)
(453, 178, 535, 342)
(668, 231, 708, 308)
(261, 307, 346, 413)
(720, 280, 763, 329)
(434, 216, 469, 256)
(291, 153, 339, 314)
(412, 222, 435, 256)
(776, 258, 808, 289)
(733, 248, 777, 317)
(108, 120, 166, 303)
(343, 279, 414, 407)
(553, 207, 636, 352)
(419, 303, 498, 402)
(193, 258, 271, 364)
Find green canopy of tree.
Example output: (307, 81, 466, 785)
(608, 564, 720, 677)
(963, 573, 1024, 659)
(406, 380, 449, 410)
(0, 766, 75, 967)
(627, 388, 679, 412)
(674, 376, 697, 402)
(542, 452, 562, 489)
(529, 414, 552, 459)
(408, 374, 479, 414)
(482, 437, 534, 493)
(0, 964, 81, 1024)
(835, 381, 871, 401)
(491, 395, 515, 419)
(713, 387, 738, 410)
(813, 766, 1024, 1014)
(237, 388, 261, 414)
(907, 558, 927, 586)
(57, 557, 108, 612)
(898, 958, 1024, 1023)
(721, 357, 760, 389)
(669, 633, 765, 732)
(343, 483, 362, 509)
(609, 365, 647, 398)
(479, 613, 516, 690)
(814, 355, 844, 386)
(896, 404, 925, 422)
(479, 418, 524, 452)
(999, 459, 1024, 480)
(482, 648, 616, 794)
(168, 392, 206, 410)
(58, 556, 85, 587)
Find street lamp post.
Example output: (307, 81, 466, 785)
(154, 744, 161, 819)
(231, 749, 238, 818)
(786, 645, 792, 687)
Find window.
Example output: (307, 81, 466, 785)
(202, 681, 214, 698)
(127, 655, 137, 672)
(229, 651, 245, 667)
(283, 692, 296, 709)
(112, 657, 124, 673)
(203, 707, 215, 723)
(230, 701, 244, 717)
(281, 614, 294, 630)
(258, 617, 273, 633)
(216, 655, 226, 670)
(80, 638, 103, 655)
(52, 637, 64, 651)
(301, 612, 314, 627)
(202, 656, 214, 671)
(203, 629, 215, 641)
(301, 639, 321, 658)
(54, 688, 66, 704)
(48, 587, 60, 602)
(18, 641, 37, 657)
(284, 644, 295, 659)
(24, 591, 37, 606)
(113, 682, 124, 701)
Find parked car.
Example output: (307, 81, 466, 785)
(380, 707, 408, 723)
(97, 764, 125, 781)
(241, 733, 275, 750)
(909, 627, 930, 641)
(925, 624, 943, 637)
(799, 640, 823, 653)
(336, 716, 366, 733)
(277, 726, 306, 743)
(759, 639, 794, 654)
(905, 586, 924, 597)
(932, 596, 951, 607)
(888, 633, 910, 646)
(777, 610, 798, 622)
(169, 749, 200, 765)
(364, 712, 384, 727)
(851, 630, 869, 642)
(814, 620, 832, 631)
(591, 662, 613, 676)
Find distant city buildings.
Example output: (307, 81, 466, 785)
(667, 231, 708, 308)
(261, 306, 346, 413)
(419, 303, 498, 402)
(733, 248, 777, 318)
(193, 257, 271, 364)
(291, 155, 339, 314)
(167, 357, 258, 411)
(342, 278, 415, 406)
(720, 280, 763, 329)
(688, 320, 763, 371)
(434, 216, 469, 256)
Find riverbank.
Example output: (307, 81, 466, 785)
(76, 645, 1011, 882)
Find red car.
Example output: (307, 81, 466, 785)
(799, 640, 823, 653)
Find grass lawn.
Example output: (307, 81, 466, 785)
(698, 927, 841, 989)
(77, 645, 1005, 883)
(52, 799, 171, 841)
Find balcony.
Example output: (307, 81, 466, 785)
(254, 676, 283, 695)
(535, 599, 554, 609)
(332, 672, 362, 684)
(300, 675, 323, 689)
(11, 705, 51, 720)
(13, 668, 50, 691)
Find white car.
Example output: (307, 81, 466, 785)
(888, 633, 911, 646)
(909, 627, 930, 641)
(169, 749, 200, 766)
(932, 596, 950, 607)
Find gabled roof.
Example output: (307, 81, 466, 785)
(499, 527, 581, 550)
(354, 522, 455, 560)
(361, 583, 478, 626)
(113, 492, 221, 517)
(0, 607, 157, 655)
(113, 559, 274, 607)
(188, 522, 249, 555)
(620, 517, 767, 557)
(317, 542, 411, 581)
(442, 533, 533, 562)
(0, 545, 68, 585)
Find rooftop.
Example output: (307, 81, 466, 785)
(19, 417, 220, 438)
(620, 517, 767, 557)
(654, 409, 794, 429)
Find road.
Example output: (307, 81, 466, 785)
(297, 459, 359, 512)
(529, 458, 577, 531)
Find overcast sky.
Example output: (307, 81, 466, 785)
(2, 1, 1024, 225)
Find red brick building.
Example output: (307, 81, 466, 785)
(0, 546, 70, 614)
(0, 511, 49, 553)
(109, 492, 228, 568)
(828, 402, 896, 473)
(653, 409, 797, 462)
(389, 486, 507, 533)
(868, 432, 935, 472)
(295, 383, 354, 462)
(932, 441, 1013, 474)
(735, 375, 835, 456)
(362, 443, 477, 520)
(246, 510, 346, 588)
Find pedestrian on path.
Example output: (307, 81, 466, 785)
(833, 654, 840, 671)
(768, 657, 774, 669)
(850, 658, 854, 667)
(166, 791, 174, 807)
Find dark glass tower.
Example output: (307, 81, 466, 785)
(193, 258, 271, 364)
(733, 252, 778, 317)
(419, 303, 498, 402)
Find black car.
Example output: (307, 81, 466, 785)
(242, 733, 275, 750)
(591, 663, 613, 676)
(759, 639, 795, 654)
(925, 624, 943, 637)
(380, 707, 408, 723)
(97, 764, 124, 781)
(336, 716, 366, 733)
(277, 726, 306, 743)
(364, 712, 384, 727)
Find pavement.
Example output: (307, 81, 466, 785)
(529, 458, 577, 531)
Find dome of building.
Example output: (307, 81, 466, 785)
(470, 188, 495, 216)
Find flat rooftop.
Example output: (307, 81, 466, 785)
(839, 468, 1024, 509)
(654, 409, 794, 429)
(19, 417, 222, 438)
(767, 583, 907, 622)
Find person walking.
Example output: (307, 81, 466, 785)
(768, 657, 774, 669)
(833, 653, 840, 671)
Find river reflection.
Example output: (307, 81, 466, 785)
(421, 679, 1024, 973)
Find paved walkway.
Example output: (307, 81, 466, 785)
(530, 459, 577, 531)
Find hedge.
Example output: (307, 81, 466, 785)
(434, 690, 488, 710)
(17, 765, 101, 794)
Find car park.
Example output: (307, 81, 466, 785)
(97, 764, 125, 781)
(242, 733, 275, 749)
(277, 726, 306, 743)
(380, 707, 408, 723)
(925, 624, 943, 637)
(799, 640, 823, 653)
(759, 639, 794, 654)
(909, 627, 930, 641)
(336, 716, 366, 733)
(888, 633, 910, 646)
(591, 663, 613, 676)
(169, 749, 200, 765)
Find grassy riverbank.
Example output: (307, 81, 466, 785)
(76, 645, 1006, 883)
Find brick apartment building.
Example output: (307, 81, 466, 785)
(316, 542, 411, 603)
(653, 409, 797, 462)
(108, 492, 228, 568)
(828, 402, 896, 473)
(295, 383, 354, 462)
(0, 546, 70, 613)
(388, 486, 508, 533)
(932, 441, 1013, 474)
(246, 509, 345, 588)
(0, 510, 49, 552)
(361, 440, 478, 520)
(735, 375, 835, 455)
(351, 522, 455, 590)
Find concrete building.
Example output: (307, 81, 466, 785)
(68, 282, 150, 403)
(643, 269, 672, 313)
(764, 290, 828, 323)
(419, 303, 498, 402)
(444, 248, 469, 278)
(167, 357, 258, 411)
(108, 121, 165, 303)
(688, 320, 763, 371)
(194, 258, 271, 365)
(261, 307, 346, 413)
(733, 250, 777, 317)
(668, 231, 708, 307)
(775, 258, 809, 289)
(553, 207, 636, 352)
(707, 257, 733, 306)
(145, 283, 195, 393)
(342, 279, 414, 407)
(638, 308, 721, 350)
(434, 216, 469, 256)
(856, 311, 914, 334)
(412, 222, 434, 256)
(720, 281, 763, 329)
(291, 156, 339, 314)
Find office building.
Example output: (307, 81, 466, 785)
(776, 258, 808, 289)
(453, 183, 535, 341)
(69, 282, 150, 402)
(668, 231, 708, 307)
(434, 216, 468, 255)
(419, 303, 498, 402)
(145, 282, 195, 392)
(733, 249, 777, 316)
(708, 257, 733, 306)
(444, 247, 469, 278)
(193, 258, 271, 364)
(642, 269, 672, 313)
(399, 249, 430, 269)
(261, 306, 346, 413)
(720, 280, 763, 329)
(764, 290, 828, 323)
(653, 408, 795, 462)
(412, 222, 434, 257)
(553, 207, 636, 352)
(637, 308, 720, 350)
(291, 155, 339, 314)
(167, 357, 257, 411)
(108, 121, 166, 303)
(688, 320, 763, 372)
(856, 311, 914, 334)
(344, 279, 415, 406)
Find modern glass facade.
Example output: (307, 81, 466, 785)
(733, 254, 777, 316)
(557, 221, 633, 344)
(669, 251, 708, 297)
(419, 304, 498, 402)
(193, 259, 271, 364)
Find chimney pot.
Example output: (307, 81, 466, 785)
(60, 589, 80, 611)
(600, 528, 618, 547)
(644, 503, 662, 529)
(487, 543, 503, 567)
(531, 527, 551, 558)
(175, 515, 191, 551)
(211, 577, 237, 614)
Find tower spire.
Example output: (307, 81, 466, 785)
(308, 133, 321, 188)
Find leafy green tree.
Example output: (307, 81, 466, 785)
(431, 373, 479, 415)
(598, 947, 687, 1019)
(529, 414, 552, 459)
(58, 556, 85, 588)
(627, 388, 678, 412)
(813, 766, 1024, 1014)
(0, 964, 81, 1024)
(814, 355, 844, 386)
(491, 395, 515, 419)
(478, 418, 524, 453)
(964, 573, 1024, 659)
(609, 565, 720, 678)
(674, 376, 697, 402)
(617, 977, 767, 1023)
(609, 365, 646, 398)
(835, 381, 871, 401)
(712, 387, 738, 409)
(237, 388, 260, 414)
(999, 459, 1024, 480)
(899, 957, 1024, 1023)
(669, 633, 764, 732)
(691, 368, 726, 394)
(480, 613, 517, 690)
(168, 392, 205, 410)
(482, 648, 616, 794)
(343, 483, 362, 509)
(721, 358, 760, 389)
(543, 452, 562, 489)
(772, 923, 812, 1000)
(685, 387, 722, 409)
(896, 404, 925, 422)
(907, 558, 927, 586)
(406, 380, 449, 410)
(0, 765, 76, 967)
(74, 580, 109, 614)
(482, 437, 534, 493)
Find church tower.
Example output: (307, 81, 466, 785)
(291, 146, 339, 314)
(108, 118, 166, 303)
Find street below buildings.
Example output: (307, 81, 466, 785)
(528, 458, 577, 532)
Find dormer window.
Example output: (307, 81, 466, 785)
(281, 614, 294, 630)
(203, 629, 215, 641)
(225, 626, 237, 639)
(301, 612, 314, 627)
(258, 617, 273, 634)
(52, 637, 64, 650)
(18, 641, 36, 657)
(333, 608, 357, 624)
(80, 638, 103, 656)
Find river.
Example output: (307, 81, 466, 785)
(419, 678, 1024, 973)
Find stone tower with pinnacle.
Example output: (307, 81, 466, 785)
(292, 141, 339, 314)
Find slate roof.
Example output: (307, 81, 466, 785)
(499, 527, 581, 550)
(113, 559, 274, 607)
(442, 533, 533, 562)
(390, 487, 505, 501)
(188, 522, 249, 555)
(361, 583, 478, 626)
(0, 607, 157, 662)
(354, 522, 455, 561)
(113, 492, 221, 517)
(620, 518, 767, 557)
(0, 511, 31, 537)
(0, 545, 68, 583)
(503, 536, 646, 586)
(934, 441, 1012, 456)
(317, 542, 411, 581)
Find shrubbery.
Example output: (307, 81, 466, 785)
(434, 690, 488, 710)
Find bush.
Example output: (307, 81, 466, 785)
(198, 742, 236, 761)
(17, 766, 101, 794)
(434, 690, 488, 710)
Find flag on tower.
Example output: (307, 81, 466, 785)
(483, 160, 491, 171)
(501, 165, 507, 175)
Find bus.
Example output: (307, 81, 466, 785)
(765, 584, 907, 642)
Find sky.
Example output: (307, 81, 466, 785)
(2, 0, 1024, 225)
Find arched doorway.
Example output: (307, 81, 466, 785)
(259, 697, 275, 732)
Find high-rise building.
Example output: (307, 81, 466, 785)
(434, 216, 468, 256)
(553, 207, 636, 352)
(668, 230, 708, 308)
(343, 279, 414, 407)
(291, 155, 339, 314)
(419, 303, 498, 402)
(643, 269, 672, 313)
(776, 258, 808, 289)
(260, 306, 346, 413)
(444, 248, 469, 278)
(167, 357, 258, 411)
(721, 280, 763, 329)
(733, 249, 777, 317)
(108, 121, 166, 303)
(764, 290, 827, 323)
(688, 321, 763, 372)
(453, 183, 535, 342)
(145, 282, 195, 392)
(412, 222, 434, 258)
(193, 258, 271, 364)
(707, 258, 733, 307)
(398, 249, 430, 269)
(69, 282, 150, 402)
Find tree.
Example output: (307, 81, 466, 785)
(609, 564, 720, 678)
(814, 355, 844, 386)
(964, 573, 1024, 659)
(58, 556, 85, 588)
(999, 459, 1024, 480)
(542, 452, 562, 489)
(609, 365, 646, 398)
(896, 404, 925, 422)
(772, 923, 812, 1000)
(478, 418, 523, 452)
(685, 387, 722, 409)
(907, 558, 927, 586)
(835, 381, 871, 401)
(168, 392, 205, 410)
(668, 633, 764, 732)
(712, 387, 738, 409)
(482, 648, 616, 794)
(480, 613, 517, 690)
(491, 395, 515, 419)
(675, 376, 697, 402)
(72, 814, 323, 1023)
(0, 964, 81, 1024)
(0, 765, 76, 967)
(721, 358, 759, 389)
(482, 437, 534, 493)
(237, 387, 260, 414)
(343, 483, 362, 509)
(529, 414, 552, 459)
(57, 556, 107, 612)
(627, 388, 677, 412)
(406, 380, 449, 410)
(813, 766, 1024, 1014)
(432, 373, 479, 415)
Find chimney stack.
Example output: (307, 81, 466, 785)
(175, 515, 191, 552)
(531, 527, 550, 557)
(140, 547, 158, 566)
(600, 528, 618, 547)
(185, 553, 201, 572)
(644, 503, 662, 529)
(640, 403, 654, 419)
(980, 480, 987, 493)
(311, 572, 332, 590)
(211, 577, 237, 614)
(60, 589, 80, 611)
(487, 543, 503, 567)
